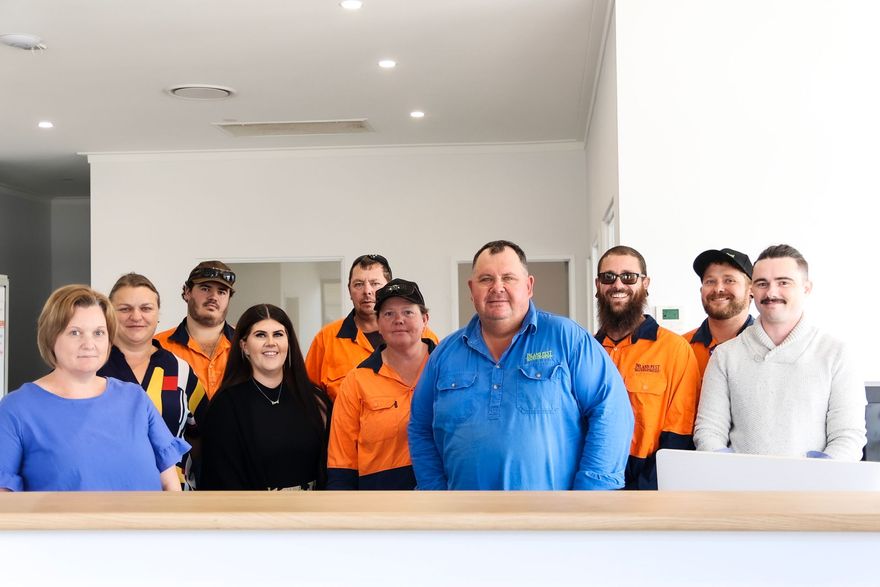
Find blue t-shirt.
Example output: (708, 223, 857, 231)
(408, 302, 633, 490)
(0, 378, 190, 491)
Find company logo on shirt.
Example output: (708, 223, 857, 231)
(634, 363, 660, 373)
(526, 350, 553, 362)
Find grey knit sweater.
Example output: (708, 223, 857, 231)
(694, 317, 866, 460)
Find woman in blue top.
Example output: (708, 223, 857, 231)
(0, 284, 190, 492)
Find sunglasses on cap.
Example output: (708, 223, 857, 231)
(354, 254, 389, 267)
(190, 267, 236, 285)
(383, 282, 417, 296)
(597, 271, 646, 285)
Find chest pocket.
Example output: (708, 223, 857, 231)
(360, 396, 407, 444)
(434, 371, 478, 425)
(516, 363, 563, 414)
(624, 371, 666, 409)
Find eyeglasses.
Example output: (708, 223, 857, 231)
(598, 271, 645, 285)
(189, 267, 236, 284)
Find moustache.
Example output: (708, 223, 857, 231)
(760, 297, 785, 305)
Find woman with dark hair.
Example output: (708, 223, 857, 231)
(200, 304, 331, 490)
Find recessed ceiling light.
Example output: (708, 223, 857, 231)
(166, 84, 235, 100)
(340, 0, 363, 10)
(38, 121, 54, 129)
(378, 59, 396, 69)
(410, 111, 425, 119)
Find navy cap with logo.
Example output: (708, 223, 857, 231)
(693, 248, 753, 280)
(374, 278, 425, 313)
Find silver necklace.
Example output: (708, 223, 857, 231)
(252, 378, 282, 406)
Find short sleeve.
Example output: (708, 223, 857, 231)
(144, 394, 191, 471)
(0, 403, 24, 491)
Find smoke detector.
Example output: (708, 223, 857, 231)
(0, 33, 46, 51)
(166, 84, 235, 101)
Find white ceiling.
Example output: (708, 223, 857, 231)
(0, 0, 610, 198)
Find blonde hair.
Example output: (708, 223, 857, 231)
(37, 284, 117, 368)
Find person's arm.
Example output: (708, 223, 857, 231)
(408, 353, 448, 490)
(160, 465, 182, 491)
(143, 392, 191, 487)
(200, 392, 252, 490)
(572, 335, 633, 490)
(0, 406, 24, 492)
(823, 343, 867, 460)
(326, 373, 362, 490)
(693, 351, 733, 452)
(304, 332, 327, 392)
(659, 340, 701, 450)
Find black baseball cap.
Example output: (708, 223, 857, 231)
(374, 279, 425, 313)
(693, 248, 753, 280)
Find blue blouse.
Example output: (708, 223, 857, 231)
(0, 378, 190, 491)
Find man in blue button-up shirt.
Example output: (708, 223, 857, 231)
(408, 240, 633, 490)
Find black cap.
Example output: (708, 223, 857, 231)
(374, 279, 425, 313)
(693, 248, 753, 280)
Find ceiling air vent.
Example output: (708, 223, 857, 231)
(214, 119, 373, 137)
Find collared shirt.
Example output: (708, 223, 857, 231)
(99, 340, 207, 438)
(684, 315, 754, 378)
(327, 339, 436, 490)
(305, 309, 439, 402)
(409, 302, 633, 490)
(596, 315, 701, 489)
(154, 319, 234, 399)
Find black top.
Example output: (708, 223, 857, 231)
(200, 379, 326, 490)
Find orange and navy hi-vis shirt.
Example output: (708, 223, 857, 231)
(326, 339, 436, 490)
(305, 309, 439, 402)
(683, 315, 754, 380)
(154, 319, 234, 399)
(595, 315, 701, 490)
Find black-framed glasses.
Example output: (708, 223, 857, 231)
(189, 267, 236, 284)
(598, 271, 645, 285)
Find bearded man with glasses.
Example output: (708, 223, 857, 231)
(594, 245, 700, 490)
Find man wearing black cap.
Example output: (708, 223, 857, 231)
(684, 248, 755, 379)
(305, 254, 438, 402)
(155, 260, 236, 399)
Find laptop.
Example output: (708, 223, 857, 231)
(656, 448, 880, 491)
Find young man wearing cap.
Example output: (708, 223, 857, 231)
(305, 255, 438, 402)
(695, 244, 866, 460)
(155, 261, 236, 399)
(593, 245, 701, 490)
(327, 279, 435, 490)
(409, 240, 633, 490)
(684, 248, 755, 379)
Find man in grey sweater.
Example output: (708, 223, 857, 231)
(694, 244, 866, 460)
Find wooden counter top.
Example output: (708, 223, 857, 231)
(2, 491, 880, 531)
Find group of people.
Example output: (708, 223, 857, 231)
(0, 239, 867, 492)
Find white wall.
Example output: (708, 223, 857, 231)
(583, 6, 619, 333)
(615, 0, 880, 379)
(89, 145, 589, 339)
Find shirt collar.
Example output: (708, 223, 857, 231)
(690, 315, 755, 347)
(595, 314, 659, 344)
(167, 318, 234, 345)
(359, 338, 437, 374)
(336, 309, 359, 341)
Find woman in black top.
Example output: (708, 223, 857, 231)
(200, 304, 330, 490)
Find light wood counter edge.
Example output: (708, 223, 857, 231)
(2, 491, 880, 532)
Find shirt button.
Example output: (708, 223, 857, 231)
(495, 364, 501, 369)
(493, 384, 499, 390)
(451, 383, 456, 388)
(535, 373, 541, 378)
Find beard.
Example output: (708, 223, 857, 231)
(188, 298, 227, 327)
(702, 293, 750, 320)
(597, 286, 647, 336)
